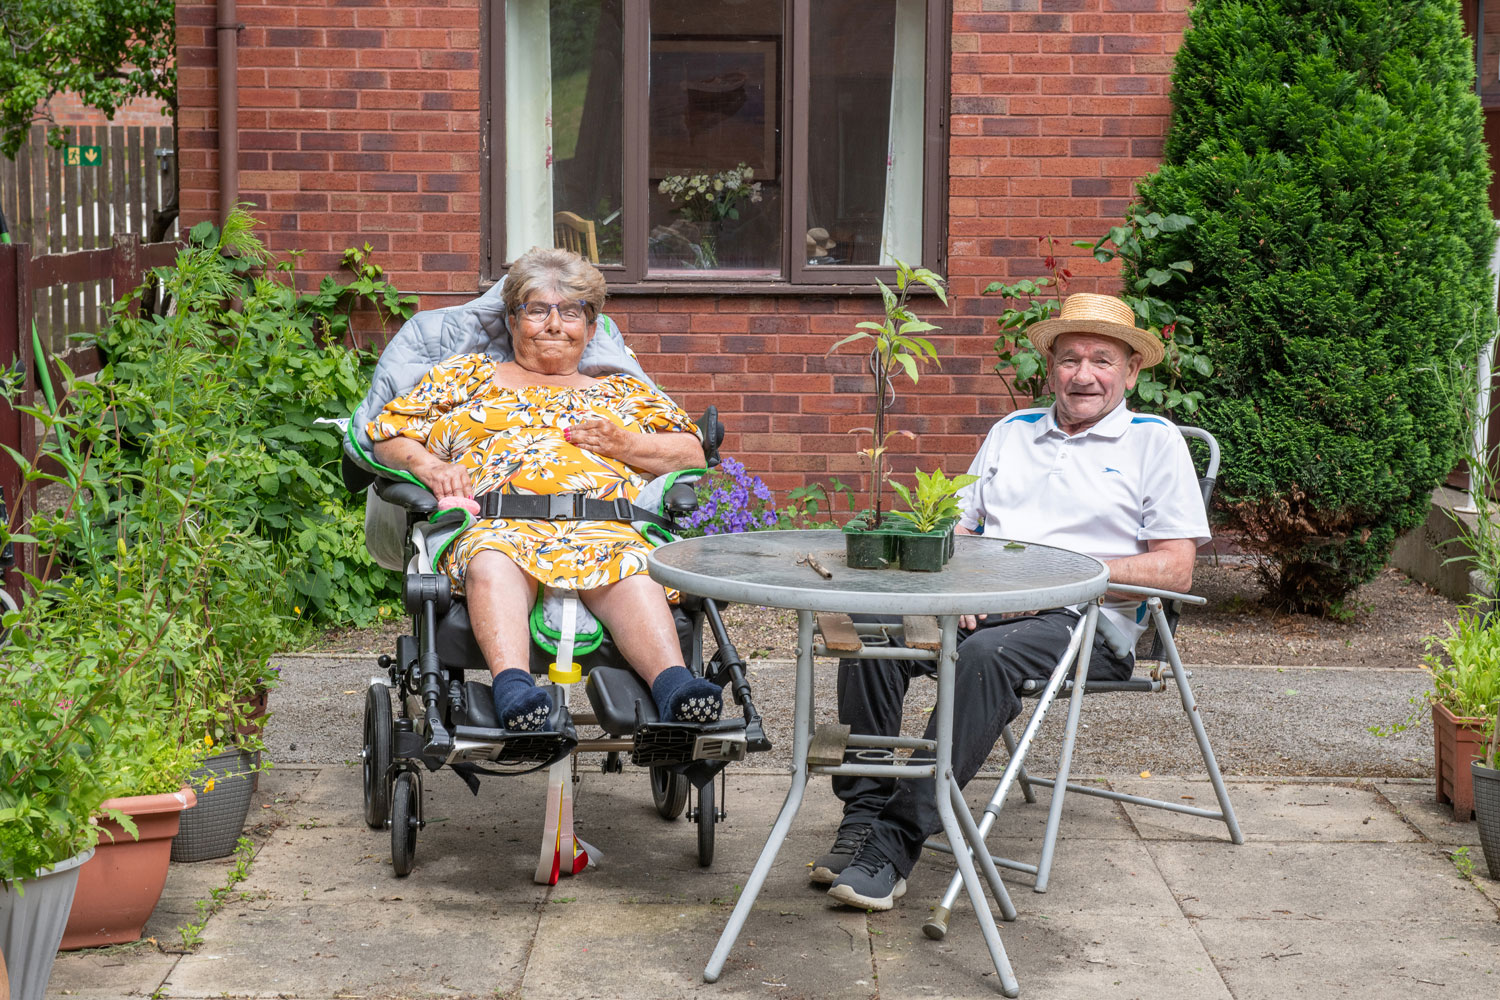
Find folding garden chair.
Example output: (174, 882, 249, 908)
(922, 425, 1244, 939)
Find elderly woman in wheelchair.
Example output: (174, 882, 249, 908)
(367, 246, 725, 730)
(348, 247, 765, 873)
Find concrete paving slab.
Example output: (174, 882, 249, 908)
(1115, 779, 1417, 842)
(1190, 917, 1500, 1000)
(870, 905, 1230, 1000)
(162, 898, 536, 999)
(525, 901, 873, 999)
(1147, 840, 1497, 923)
(1375, 779, 1482, 846)
(44, 942, 175, 1000)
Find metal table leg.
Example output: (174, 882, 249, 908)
(704, 610, 815, 982)
(932, 615, 1021, 997)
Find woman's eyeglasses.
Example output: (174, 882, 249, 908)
(517, 300, 589, 323)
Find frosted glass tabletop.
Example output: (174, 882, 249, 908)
(649, 530, 1107, 616)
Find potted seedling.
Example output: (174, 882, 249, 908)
(888, 469, 978, 572)
(831, 259, 945, 569)
(1419, 613, 1500, 819)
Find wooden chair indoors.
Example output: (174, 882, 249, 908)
(553, 211, 600, 263)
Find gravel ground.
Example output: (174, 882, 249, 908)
(284, 556, 1455, 780)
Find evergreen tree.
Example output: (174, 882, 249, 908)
(1136, 0, 1495, 613)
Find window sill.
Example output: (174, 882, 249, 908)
(477, 276, 942, 297)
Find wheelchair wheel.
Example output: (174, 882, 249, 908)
(650, 766, 689, 820)
(391, 771, 418, 876)
(694, 780, 715, 868)
(363, 684, 393, 830)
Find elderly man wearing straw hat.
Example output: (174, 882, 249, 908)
(815, 291, 1212, 910)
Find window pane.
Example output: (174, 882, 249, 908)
(806, 0, 925, 268)
(506, 0, 624, 265)
(648, 0, 783, 273)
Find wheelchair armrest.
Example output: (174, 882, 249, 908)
(1108, 582, 1206, 606)
(664, 480, 698, 516)
(374, 477, 438, 516)
(697, 405, 724, 470)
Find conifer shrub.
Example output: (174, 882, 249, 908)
(1135, 0, 1495, 613)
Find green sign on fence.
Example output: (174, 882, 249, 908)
(65, 145, 102, 167)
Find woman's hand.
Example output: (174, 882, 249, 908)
(565, 419, 706, 476)
(416, 457, 474, 499)
(565, 417, 631, 459)
(372, 438, 474, 497)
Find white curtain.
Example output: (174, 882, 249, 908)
(879, 0, 925, 267)
(506, 0, 555, 260)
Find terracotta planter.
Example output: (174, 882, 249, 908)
(236, 687, 270, 791)
(60, 785, 196, 950)
(1432, 702, 1488, 820)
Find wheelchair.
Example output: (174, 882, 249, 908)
(340, 285, 770, 876)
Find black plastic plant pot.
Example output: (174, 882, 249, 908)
(843, 518, 901, 569)
(899, 524, 955, 573)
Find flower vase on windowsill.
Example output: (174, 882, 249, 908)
(658, 163, 762, 271)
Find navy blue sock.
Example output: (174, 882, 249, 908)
(490, 670, 552, 731)
(651, 665, 722, 724)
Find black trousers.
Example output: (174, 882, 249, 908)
(834, 608, 1133, 878)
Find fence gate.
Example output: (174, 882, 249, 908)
(0, 124, 177, 357)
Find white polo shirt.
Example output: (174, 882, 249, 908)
(957, 400, 1211, 651)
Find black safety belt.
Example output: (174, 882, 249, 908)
(475, 491, 677, 532)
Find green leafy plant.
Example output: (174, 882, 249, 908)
(775, 479, 859, 530)
(176, 834, 256, 950)
(831, 259, 946, 524)
(888, 469, 979, 534)
(987, 212, 1210, 417)
(1133, 0, 1494, 614)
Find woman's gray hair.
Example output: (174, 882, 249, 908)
(503, 246, 607, 320)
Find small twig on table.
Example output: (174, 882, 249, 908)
(797, 553, 833, 579)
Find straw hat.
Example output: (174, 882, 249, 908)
(1026, 292, 1164, 368)
(805, 227, 836, 258)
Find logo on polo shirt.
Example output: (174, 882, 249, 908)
(1103, 467, 1122, 475)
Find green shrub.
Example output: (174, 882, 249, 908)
(1134, 0, 1495, 613)
(98, 217, 415, 625)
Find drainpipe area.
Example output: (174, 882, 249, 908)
(217, 0, 240, 225)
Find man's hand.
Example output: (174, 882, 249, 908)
(959, 613, 987, 631)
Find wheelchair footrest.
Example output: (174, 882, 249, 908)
(448, 724, 578, 768)
(631, 718, 747, 767)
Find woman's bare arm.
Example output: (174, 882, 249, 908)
(372, 437, 474, 497)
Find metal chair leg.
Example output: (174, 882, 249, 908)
(1001, 725, 1036, 804)
(1032, 603, 1099, 893)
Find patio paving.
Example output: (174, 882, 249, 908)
(43, 762, 1500, 1000)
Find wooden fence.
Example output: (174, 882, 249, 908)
(0, 124, 177, 356)
(0, 235, 179, 588)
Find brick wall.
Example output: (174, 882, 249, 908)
(176, 0, 1190, 495)
(41, 93, 171, 128)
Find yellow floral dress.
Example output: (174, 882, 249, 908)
(367, 354, 698, 594)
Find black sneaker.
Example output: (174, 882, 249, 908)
(827, 844, 907, 911)
(809, 823, 872, 885)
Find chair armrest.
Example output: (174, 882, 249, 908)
(1108, 582, 1206, 606)
(374, 477, 438, 516)
(664, 480, 699, 516)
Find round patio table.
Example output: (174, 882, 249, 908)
(649, 529, 1108, 997)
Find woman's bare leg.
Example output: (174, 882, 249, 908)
(576, 574, 682, 684)
(464, 550, 536, 677)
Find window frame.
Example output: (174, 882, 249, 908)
(480, 0, 950, 291)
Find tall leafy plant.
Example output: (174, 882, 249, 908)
(831, 259, 946, 524)
(1132, 0, 1495, 613)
